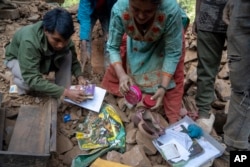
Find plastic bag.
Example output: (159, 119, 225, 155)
(71, 103, 126, 167)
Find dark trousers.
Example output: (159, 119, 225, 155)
(223, 92, 250, 149)
(195, 30, 226, 118)
(223, 1, 250, 149)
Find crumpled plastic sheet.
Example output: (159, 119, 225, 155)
(71, 103, 126, 167)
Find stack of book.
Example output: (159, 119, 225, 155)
(64, 84, 106, 113)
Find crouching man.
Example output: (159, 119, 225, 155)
(5, 8, 88, 103)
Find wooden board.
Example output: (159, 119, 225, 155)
(0, 108, 5, 150)
(0, 151, 49, 167)
(0, 92, 2, 108)
(0, 98, 57, 167)
(0, 93, 4, 150)
(0, 9, 20, 20)
(8, 104, 51, 154)
(49, 98, 57, 152)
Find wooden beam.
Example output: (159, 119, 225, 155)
(49, 98, 57, 153)
(0, 93, 5, 150)
(8, 105, 50, 154)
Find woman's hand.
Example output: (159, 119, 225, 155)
(119, 74, 134, 95)
(63, 88, 87, 103)
(150, 88, 165, 110)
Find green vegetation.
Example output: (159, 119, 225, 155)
(178, 0, 196, 23)
(60, 0, 196, 23)
(61, 0, 80, 8)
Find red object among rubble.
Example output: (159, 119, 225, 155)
(143, 94, 156, 108)
(124, 85, 142, 105)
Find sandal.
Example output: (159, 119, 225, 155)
(132, 108, 165, 139)
(187, 111, 199, 121)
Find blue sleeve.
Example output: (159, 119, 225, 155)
(162, 2, 183, 74)
(77, 0, 94, 40)
(179, 7, 190, 31)
(106, 3, 125, 64)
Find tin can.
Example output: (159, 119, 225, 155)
(124, 85, 142, 108)
(143, 94, 156, 108)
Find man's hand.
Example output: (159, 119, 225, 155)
(63, 88, 87, 103)
(77, 75, 88, 85)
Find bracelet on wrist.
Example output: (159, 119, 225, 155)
(157, 85, 168, 92)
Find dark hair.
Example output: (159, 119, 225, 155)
(43, 8, 75, 40)
(130, 0, 161, 5)
(150, 0, 161, 5)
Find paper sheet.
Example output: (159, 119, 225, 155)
(64, 86, 106, 113)
(153, 120, 223, 167)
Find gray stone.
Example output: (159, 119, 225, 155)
(27, 14, 40, 22)
(184, 49, 197, 63)
(136, 131, 157, 155)
(126, 128, 137, 144)
(186, 63, 197, 83)
(212, 100, 226, 110)
(220, 51, 228, 65)
(224, 100, 230, 115)
(62, 146, 85, 165)
(215, 79, 231, 102)
(106, 150, 123, 163)
(218, 62, 229, 79)
(121, 145, 152, 167)
(57, 133, 73, 154)
(0, 9, 19, 19)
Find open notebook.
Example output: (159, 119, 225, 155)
(64, 86, 107, 113)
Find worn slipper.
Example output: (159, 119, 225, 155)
(132, 108, 165, 139)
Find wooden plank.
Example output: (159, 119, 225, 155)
(0, 93, 5, 150)
(43, 100, 51, 154)
(0, 151, 49, 167)
(8, 105, 50, 154)
(49, 98, 57, 153)
(0, 92, 2, 108)
(0, 9, 20, 20)
(0, 108, 5, 150)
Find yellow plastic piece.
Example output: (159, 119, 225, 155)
(90, 158, 131, 167)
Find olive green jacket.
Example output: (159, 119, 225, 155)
(5, 21, 83, 98)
